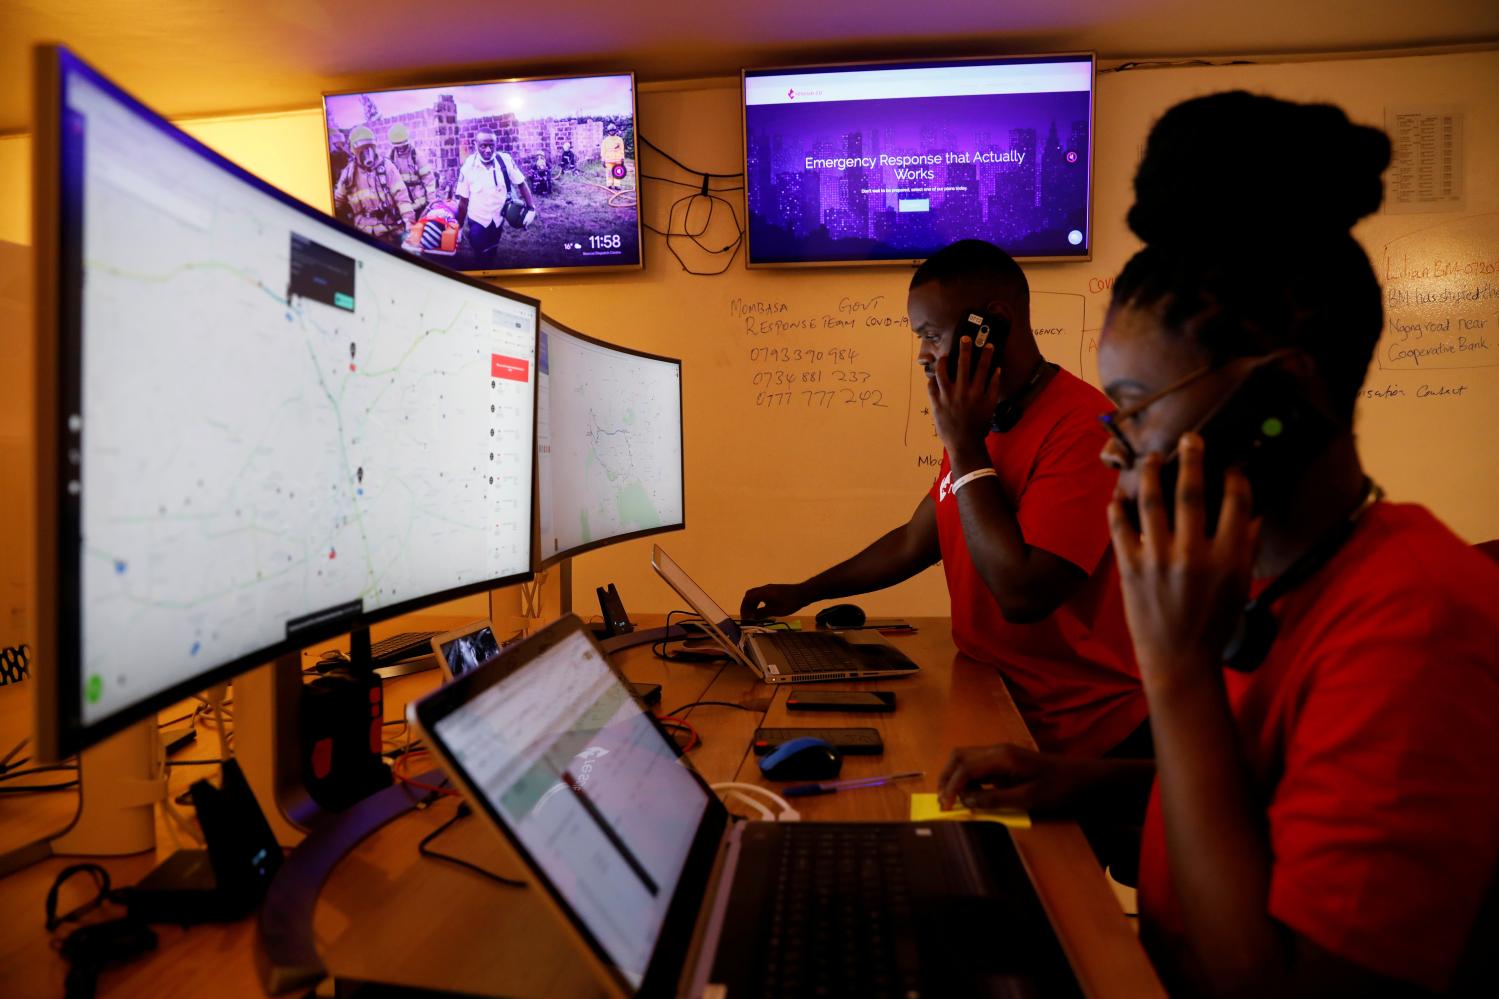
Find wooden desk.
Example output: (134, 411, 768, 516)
(0, 615, 1162, 998)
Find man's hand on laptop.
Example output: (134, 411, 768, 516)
(740, 583, 807, 622)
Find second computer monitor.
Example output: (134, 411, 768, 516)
(538, 316, 684, 565)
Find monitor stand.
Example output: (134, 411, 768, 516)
(235, 650, 332, 846)
(0, 717, 163, 876)
(558, 558, 574, 616)
(0, 650, 338, 876)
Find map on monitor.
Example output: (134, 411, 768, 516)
(63, 69, 538, 727)
(537, 317, 683, 564)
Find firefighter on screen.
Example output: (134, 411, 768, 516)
(333, 125, 416, 244)
(387, 124, 438, 218)
(601, 124, 627, 190)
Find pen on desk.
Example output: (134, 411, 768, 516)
(783, 771, 924, 798)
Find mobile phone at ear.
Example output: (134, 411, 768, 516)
(786, 690, 895, 712)
(946, 312, 1009, 381)
(1148, 363, 1334, 533)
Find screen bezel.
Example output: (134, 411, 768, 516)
(648, 545, 757, 674)
(740, 51, 1096, 269)
(538, 313, 686, 569)
(410, 614, 729, 998)
(34, 45, 542, 760)
(321, 70, 645, 279)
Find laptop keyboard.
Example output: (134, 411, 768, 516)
(758, 632, 857, 674)
(369, 630, 437, 663)
(760, 824, 920, 998)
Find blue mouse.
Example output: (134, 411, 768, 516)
(758, 737, 843, 781)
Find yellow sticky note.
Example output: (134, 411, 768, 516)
(909, 793, 1030, 829)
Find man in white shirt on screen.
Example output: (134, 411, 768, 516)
(455, 129, 537, 271)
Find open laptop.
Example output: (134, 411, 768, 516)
(430, 619, 505, 682)
(650, 545, 920, 684)
(409, 615, 1081, 999)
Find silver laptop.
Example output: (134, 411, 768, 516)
(408, 615, 1080, 998)
(650, 545, 919, 684)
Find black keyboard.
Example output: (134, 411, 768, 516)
(369, 631, 437, 663)
(759, 824, 919, 998)
(759, 632, 854, 674)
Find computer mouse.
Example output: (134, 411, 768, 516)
(815, 603, 866, 630)
(758, 737, 844, 782)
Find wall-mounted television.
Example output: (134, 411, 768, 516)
(742, 54, 1095, 267)
(323, 72, 642, 276)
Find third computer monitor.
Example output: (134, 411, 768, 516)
(35, 46, 539, 758)
(537, 316, 684, 566)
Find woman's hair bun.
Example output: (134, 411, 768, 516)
(1126, 91, 1392, 249)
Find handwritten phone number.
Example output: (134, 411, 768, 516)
(748, 346, 861, 364)
(751, 369, 875, 387)
(755, 389, 889, 409)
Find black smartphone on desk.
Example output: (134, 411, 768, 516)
(786, 690, 895, 713)
(753, 727, 884, 755)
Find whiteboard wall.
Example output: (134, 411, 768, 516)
(5, 49, 1496, 635)
(546, 50, 1499, 618)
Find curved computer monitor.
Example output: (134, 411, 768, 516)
(32, 47, 540, 760)
(537, 315, 683, 568)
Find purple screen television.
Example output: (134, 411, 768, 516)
(742, 54, 1095, 267)
(323, 73, 641, 276)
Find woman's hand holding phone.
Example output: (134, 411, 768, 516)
(1107, 432, 1260, 694)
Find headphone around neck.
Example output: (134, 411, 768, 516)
(1222, 480, 1382, 672)
(991, 358, 1054, 433)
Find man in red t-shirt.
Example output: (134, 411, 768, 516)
(741, 239, 1146, 760)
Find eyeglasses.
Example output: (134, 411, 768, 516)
(1098, 349, 1295, 468)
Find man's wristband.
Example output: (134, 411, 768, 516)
(950, 468, 998, 494)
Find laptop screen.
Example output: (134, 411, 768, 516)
(650, 546, 743, 644)
(428, 626, 711, 989)
(437, 625, 501, 680)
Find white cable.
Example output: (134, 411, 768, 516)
(154, 724, 203, 846)
(710, 782, 800, 822)
(724, 790, 773, 821)
(205, 683, 231, 761)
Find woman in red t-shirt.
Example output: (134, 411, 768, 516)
(941, 92, 1499, 996)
